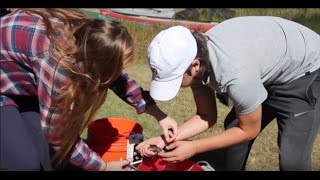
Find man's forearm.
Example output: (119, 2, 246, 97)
(175, 114, 211, 140)
(193, 126, 254, 154)
(194, 106, 262, 154)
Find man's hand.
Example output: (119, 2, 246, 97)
(158, 140, 197, 163)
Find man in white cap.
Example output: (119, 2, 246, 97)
(137, 16, 320, 171)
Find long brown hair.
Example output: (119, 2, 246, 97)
(16, 8, 134, 166)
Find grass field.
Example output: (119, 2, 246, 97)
(84, 9, 320, 171)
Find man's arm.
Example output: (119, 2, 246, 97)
(159, 105, 262, 162)
(190, 67, 266, 153)
(193, 105, 262, 154)
(175, 84, 218, 140)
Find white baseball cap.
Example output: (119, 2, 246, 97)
(148, 26, 197, 101)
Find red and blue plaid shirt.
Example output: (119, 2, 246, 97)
(1, 11, 147, 171)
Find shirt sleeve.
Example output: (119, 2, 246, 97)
(227, 68, 268, 115)
(69, 138, 104, 171)
(109, 72, 148, 114)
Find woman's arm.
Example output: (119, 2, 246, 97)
(109, 72, 178, 141)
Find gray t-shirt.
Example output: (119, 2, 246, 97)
(205, 16, 320, 115)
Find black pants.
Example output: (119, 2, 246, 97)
(0, 101, 53, 171)
(0, 95, 83, 171)
(220, 69, 320, 171)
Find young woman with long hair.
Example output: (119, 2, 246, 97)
(0, 8, 177, 171)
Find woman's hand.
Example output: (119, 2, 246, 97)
(144, 103, 178, 143)
(158, 116, 178, 142)
(136, 136, 166, 157)
(102, 160, 131, 171)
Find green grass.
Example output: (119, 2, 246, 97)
(83, 9, 320, 171)
(197, 8, 320, 34)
